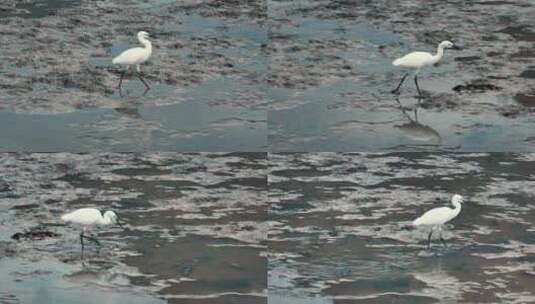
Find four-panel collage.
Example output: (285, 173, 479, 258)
(1, 1, 535, 303)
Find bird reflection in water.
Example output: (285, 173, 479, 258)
(394, 97, 441, 145)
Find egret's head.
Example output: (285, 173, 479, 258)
(103, 210, 123, 227)
(440, 41, 454, 48)
(137, 31, 150, 40)
(452, 194, 464, 204)
(440, 40, 461, 50)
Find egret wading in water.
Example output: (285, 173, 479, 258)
(412, 194, 464, 249)
(61, 208, 123, 258)
(391, 41, 460, 97)
(112, 31, 152, 91)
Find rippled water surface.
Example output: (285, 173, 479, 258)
(269, 153, 535, 303)
(0, 153, 267, 304)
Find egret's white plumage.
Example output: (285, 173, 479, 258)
(413, 194, 464, 248)
(391, 41, 458, 96)
(112, 31, 152, 90)
(62, 208, 120, 226)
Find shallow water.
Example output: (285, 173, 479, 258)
(268, 153, 535, 303)
(0, 0, 267, 151)
(0, 153, 267, 304)
(268, 1, 535, 151)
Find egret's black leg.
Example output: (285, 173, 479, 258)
(392, 73, 409, 94)
(440, 236, 447, 248)
(80, 233, 101, 257)
(427, 230, 433, 249)
(118, 71, 126, 90)
(414, 75, 423, 97)
(87, 235, 101, 255)
(83, 234, 101, 247)
(80, 231, 85, 259)
(137, 73, 151, 90)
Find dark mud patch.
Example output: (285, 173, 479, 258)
(9, 203, 40, 210)
(519, 68, 535, 78)
(267, 36, 361, 90)
(452, 80, 502, 93)
(11, 227, 60, 241)
(0, 0, 79, 18)
(498, 25, 535, 41)
(336, 294, 438, 304)
(515, 93, 535, 107)
(324, 276, 427, 297)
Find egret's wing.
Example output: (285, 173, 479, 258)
(61, 208, 101, 225)
(393, 52, 433, 67)
(413, 206, 451, 225)
(112, 47, 146, 64)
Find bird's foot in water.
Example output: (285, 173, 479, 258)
(414, 90, 432, 100)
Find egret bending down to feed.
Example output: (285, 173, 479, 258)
(112, 31, 152, 91)
(392, 40, 460, 97)
(61, 208, 123, 258)
(412, 194, 464, 249)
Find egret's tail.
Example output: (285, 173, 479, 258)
(112, 57, 119, 64)
(392, 58, 403, 66)
(412, 217, 422, 226)
(61, 213, 72, 222)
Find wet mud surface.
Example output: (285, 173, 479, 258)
(0, 153, 267, 304)
(0, 0, 267, 151)
(269, 153, 535, 303)
(268, 0, 535, 151)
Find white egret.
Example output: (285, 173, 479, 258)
(412, 194, 464, 249)
(61, 208, 123, 258)
(112, 31, 152, 91)
(391, 40, 460, 96)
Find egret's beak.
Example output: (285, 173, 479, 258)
(451, 44, 462, 50)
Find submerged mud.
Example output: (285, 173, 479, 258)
(269, 153, 535, 303)
(0, 153, 267, 304)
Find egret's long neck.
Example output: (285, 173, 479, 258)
(433, 45, 445, 63)
(139, 37, 152, 53)
(451, 200, 461, 217)
(101, 214, 112, 225)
